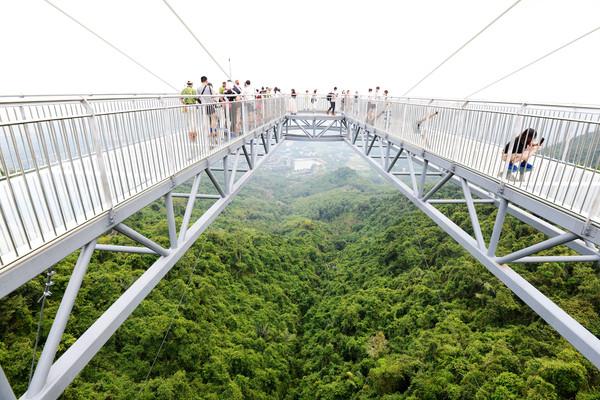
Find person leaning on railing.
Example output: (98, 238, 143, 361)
(502, 128, 544, 172)
(180, 80, 198, 143)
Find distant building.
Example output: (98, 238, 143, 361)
(293, 158, 325, 173)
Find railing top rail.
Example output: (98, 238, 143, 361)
(3, 93, 600, 111)
(390, 96, 600, 111)
(368, 99, 600, 126)
(0, 93, 257, 106)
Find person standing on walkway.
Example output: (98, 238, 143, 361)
(198, 76, 218, 147)
(180, 80, 198, 143)
(233, 80, 242, 96)
(377, 89, 391, 130)
(224, 80, 237, 137)
(243, 80, 256, 128)
(366, 88, 375, 124)
(231, 80, 243, 134)
(311, 89, 318, 112)
(289, 89, 298, 115)
(327, 87, 338, 115)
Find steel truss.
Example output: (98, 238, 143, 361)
(4, 112, 600, 398)
(284, 114, 346, 141)
(344, 117, 600, 370)
(1, 121, 283, 400)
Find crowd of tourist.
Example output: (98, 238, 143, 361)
(181, 78, 391, 117)
(179, 79, 542, 173)
(178, 78, 395, 151)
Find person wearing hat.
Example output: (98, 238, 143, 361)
(181, 81, 197, 105)
(180, 81, 198, 144)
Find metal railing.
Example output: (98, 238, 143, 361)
(287, 94, 337, 114)
(2, 92, 600, 269)
(344, 96, 600, 222)
(0, 95, 286, 268)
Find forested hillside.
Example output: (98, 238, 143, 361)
(542, 130, 600, 169)
(2, 142, 600, 399)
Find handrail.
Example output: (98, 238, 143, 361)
(3, 93, 600, 110)
(339, 96, 600, 222)
(0, 96, 286, 269)
(2, 92, 600, 270)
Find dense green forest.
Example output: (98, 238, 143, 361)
(542, 130, 600, 169)
(2, 142, 600, 399)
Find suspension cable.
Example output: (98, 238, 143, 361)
(42, 0, 178, 91)
(402, 0, 522, 97)
(138, 239, 206, 394)
(161, 0, 231, 79)
(28, 268, 55, 384)
(466, 23, 600, 99)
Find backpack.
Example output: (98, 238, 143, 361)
(198, 85, 215, 104)
(327, 92, 333, 102)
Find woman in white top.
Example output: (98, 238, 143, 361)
(289, 89, 298, 115)
(242, 80, 255, 128)
(310, 89, 318, 112)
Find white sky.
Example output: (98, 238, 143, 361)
(1, 0, 599, 105)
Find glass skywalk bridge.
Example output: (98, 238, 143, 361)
(2, 93, 600, 400)
(0, 95, 285, 289)
(346, 97, 600, 221)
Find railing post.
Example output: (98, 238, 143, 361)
(158, 97, 176, 175)
(241, 101, 247, 136)
(251, 138, 257, 167)
(81, 99, 113, 210)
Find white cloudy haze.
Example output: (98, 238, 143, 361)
(1, 0, 599, 105)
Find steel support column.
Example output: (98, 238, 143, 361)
(164, 192, 177, 249)
(419, 160, 429, 198)
(114, 224, 169, 257)
(0, 365, 16, 400)
(228, 149, 241, 193)
(461, 178, 486, 251)
(21, 138, 284, 400)
(205, 167, 226, 198)
(488, 198, 508, 257)
(346, 138, 600, 370)
(94, 244, 156, 254)
(27, 241, 97, 397)
(387, 148, 404, 173)
(178, 173, 202, 244)
(222, 155, 231, 195)
(241, 144, 253, 170)
(496, 232, 579, 264)
(406, 154, 419, 196)
(422, 171, 454, 201)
